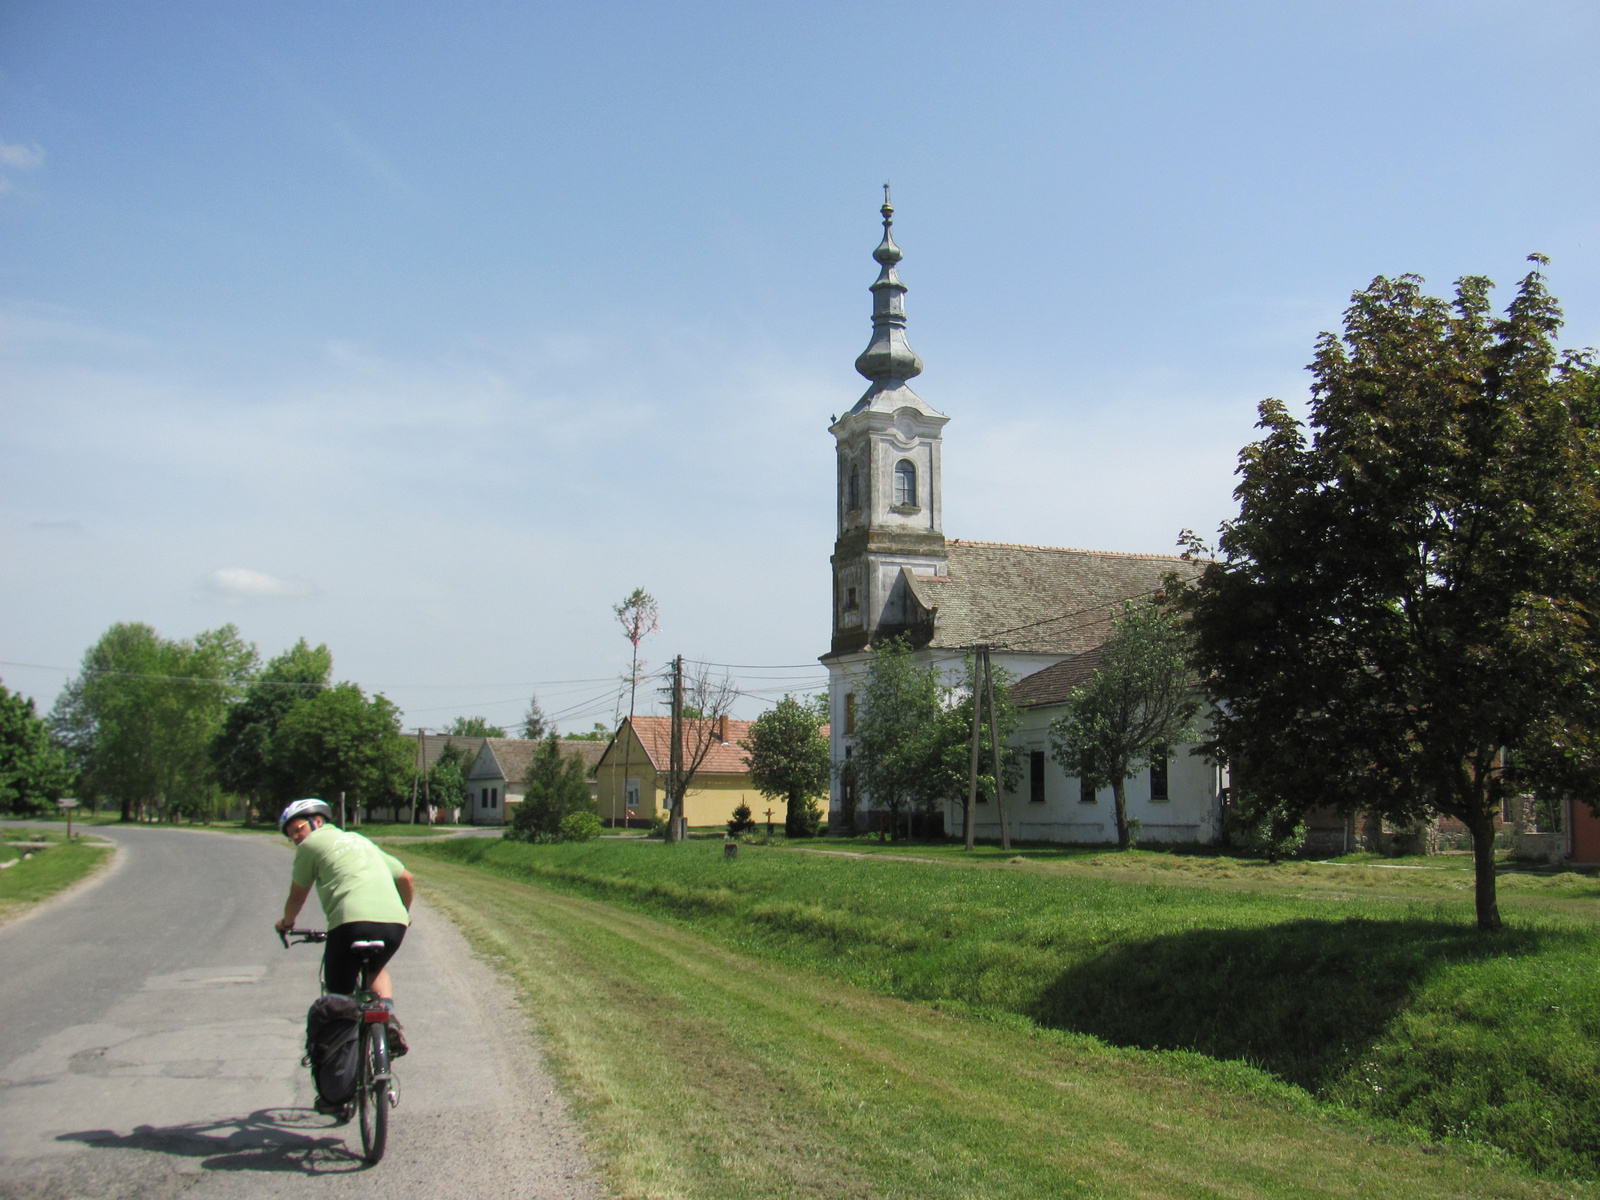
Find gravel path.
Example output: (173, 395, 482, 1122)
(0, 823, 601, 1199)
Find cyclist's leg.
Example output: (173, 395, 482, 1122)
(326, 922, 407, 995)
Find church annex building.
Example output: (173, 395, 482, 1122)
(822, 196, 1222, 844)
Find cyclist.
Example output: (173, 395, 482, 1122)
(274, 798, 414, 1056)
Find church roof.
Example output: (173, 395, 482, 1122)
(904, 540, 1199, 655)
(1008, 646, 1105, 707)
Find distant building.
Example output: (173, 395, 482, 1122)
(462, 737, 605, 826)
(595, 716, 769, 830)
(821, 195, 1215, 843)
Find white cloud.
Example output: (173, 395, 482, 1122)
(0, 141, 44, 171)
(198, 568, 318, 602)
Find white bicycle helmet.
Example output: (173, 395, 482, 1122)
(279, 797, 333, 835)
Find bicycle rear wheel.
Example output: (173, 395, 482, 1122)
(358, 1022, 390, 1163)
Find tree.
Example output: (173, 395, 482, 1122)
(852, 638, 945, 838)
(427, 742, 472, 813)
(614, 587, 659, 831)
(522, 695, 549, 740)
(1171, 262, 1600, 931)
(53, 622, 256, 821)
(742, 694, 830, 837)
(212, 638, 332, 822)
(270, 683, 413, 822)
(446, 716, 507, 738)
(0, 682, 73, 814)
(507, 735, 595, 840)
(1049, 600, 1200, 850)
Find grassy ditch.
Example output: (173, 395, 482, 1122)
(410, 850, 1591, 1200)
(0, 829, 114, 922)
(409, 836, 1600, 1179)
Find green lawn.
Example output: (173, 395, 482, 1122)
(0, 829, 114, 922)
(409, 836, 1600, 1181)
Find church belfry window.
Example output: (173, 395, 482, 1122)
(846, 465, 861, 511)
(894, 459, 917, 507)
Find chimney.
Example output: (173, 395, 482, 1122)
(718, 714, 730, 743)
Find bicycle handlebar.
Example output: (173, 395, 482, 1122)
(278, 926, 327, 948)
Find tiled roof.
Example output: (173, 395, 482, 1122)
(411, 733, 488, 772)
(1008, 646, 1105, 708)
(617, 715, 755, 775)
(905, 540, 1199, 655)
(469, 737, 606, 784)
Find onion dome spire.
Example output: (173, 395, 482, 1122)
(853, 184, 925, 387)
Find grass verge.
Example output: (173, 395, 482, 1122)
(410, 850, 1591, 1199)
(409, 836, 1600, 1179)
(0, 830, 114, 923)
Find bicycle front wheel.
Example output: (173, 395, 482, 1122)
(358, 1022, 390, 1164)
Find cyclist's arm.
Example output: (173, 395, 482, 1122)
(395, 871, 415, 912)
(277, 882, 311, 932)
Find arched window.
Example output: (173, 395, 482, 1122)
(846, 464, 861, 511)
(894, 459, 917, 507)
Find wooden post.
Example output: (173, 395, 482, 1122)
(985, 647, 1011, 852)
(965, 648, 982, 850)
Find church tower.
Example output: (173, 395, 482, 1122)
(828, 191, 950, 656)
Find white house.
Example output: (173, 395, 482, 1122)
(462, 737, 606, 826)
(821, 195, 1219, 844)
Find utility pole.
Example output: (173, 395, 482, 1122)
(411, 729, 426, 825)
(985, 646, 1011, 852)
(668, 654, 684, 842)
(965, 647, 983, 851)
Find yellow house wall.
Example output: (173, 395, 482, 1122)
(596, 725, 661, 823)
(680, 775, 768, 829)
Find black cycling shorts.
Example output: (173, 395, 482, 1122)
(323, 921, 407, 995)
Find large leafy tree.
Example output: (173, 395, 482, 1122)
(507, 735, 595, 840)
(852, 638, 945, 837)
(742, 695, 830, 837)
(426, 742, 473, 812)
(1049, 600, 1200, 850)
(1172, 261, 1600, 931)
(0, 682, 74, 814)
(212, 638, 332, 820)
(270, 683, 413, 819)
(52, 622, 256, 821)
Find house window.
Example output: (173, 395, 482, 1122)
(1030, 751, 1046, 803)
(1079, 776, 1096, 804)
(846, 465, 861, 511)
(1149, 746, 1168, 802)
(845, 586, 858, 610)
(481, 787, 488, 807)
(490, 787, 499, 808)
(845, 693, 856, 735)
(894, 459, 917, 507)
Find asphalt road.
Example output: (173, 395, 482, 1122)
(0, 824, 600, 1199)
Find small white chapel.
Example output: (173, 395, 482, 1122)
(820, 195, 1224, 845)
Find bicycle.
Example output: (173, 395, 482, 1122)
(279, 927, 398, 1164)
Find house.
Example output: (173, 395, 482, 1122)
(821, 195, 1215, 844)
(595, 715, 771, 829)
(462, 737, 607, 826)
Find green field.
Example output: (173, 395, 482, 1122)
(0, 828, 115, 922)
(408, 836, 1600, 1186)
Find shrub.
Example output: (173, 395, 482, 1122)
(727, 802, 756, 835)
(560, 811, 604, 842)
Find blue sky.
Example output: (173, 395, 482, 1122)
(3, 1, 1597, 732)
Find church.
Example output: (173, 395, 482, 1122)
(821, 196, 1224, 844)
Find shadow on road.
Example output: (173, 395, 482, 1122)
(59, 1107, 369, 1174)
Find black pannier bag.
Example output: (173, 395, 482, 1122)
(304, 994, 362, 1105)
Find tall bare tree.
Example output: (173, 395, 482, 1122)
(613, 588, 659, 826)
(662, 658, 737, 842)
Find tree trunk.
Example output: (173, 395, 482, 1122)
(1111, 779, 1129, 849)
(1468, 809, 1503, 932)
(786, 792, 801, 838)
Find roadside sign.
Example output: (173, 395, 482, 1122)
(57, 797, 79, 839)
(56, 799, 80, 809)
